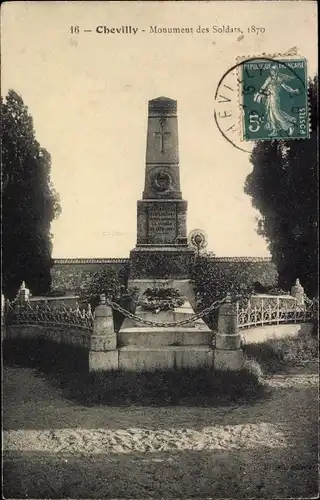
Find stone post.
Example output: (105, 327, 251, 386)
(214, 293, 244, 371)
(89, 294, 119, 371)
(291, 278, 305, 307)
(16, 281, 30, 306)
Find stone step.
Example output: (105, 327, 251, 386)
(118, 327, 212, 347)
(118, 346, 213, 371)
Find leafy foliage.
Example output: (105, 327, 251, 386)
(244, 330, 318, 374)
(244, 76, 318, 298)
(79, 264, 132, 332)
(191, 254, 277, 305)
(190, 254, 278, 328)
(1, 90, 61, 298)
(79, 264, 130, 309)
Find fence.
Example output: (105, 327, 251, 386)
(5, 299, 94, 331)
(3, 281, 317, 335)
(236, 295, 315, 330)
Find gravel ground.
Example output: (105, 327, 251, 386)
(3, 363, 319, 499)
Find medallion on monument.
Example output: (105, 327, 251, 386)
(148, 166, 175, 196)
(152, 171, 173, 192)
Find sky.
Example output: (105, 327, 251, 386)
(1, 1, 317, 258)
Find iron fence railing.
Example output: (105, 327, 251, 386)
(4, 293, 317, 333)
(236, 295, 315, 329)
(5, 300, 94, 331)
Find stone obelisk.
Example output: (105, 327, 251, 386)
(130, 96, 195, 285)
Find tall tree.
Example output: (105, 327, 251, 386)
(1, 90, 61, 298)
(245, 76, 318, 297)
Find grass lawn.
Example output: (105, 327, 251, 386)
(3, 330, 318, 499)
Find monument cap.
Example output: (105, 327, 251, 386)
(148, 96, 177, 115)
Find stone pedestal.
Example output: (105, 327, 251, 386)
(89, 298, 119, 371)
(16, 281, 30, 305)
(130, 96, 195, 281)
(213, 295, 244, 371)
(214, 349, 244, 371)
(215, 333, 241, 350)
(118, 295, 213, 371)
(130, 246, 195, 280)
(118, 346, 213, 371)
(89, 351, 119, 371)
(136, 199, 188, 246)
(291, 278, 305, 307)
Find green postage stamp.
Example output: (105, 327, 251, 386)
(241, 58, 309, 141)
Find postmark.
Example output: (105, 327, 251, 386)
(241, 58, 309, 141)
(214, 54, 310, 152)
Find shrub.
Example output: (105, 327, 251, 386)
(244, 331, 318, 374)
(190, 254, 278, 328)
(78, 265, 135, 331)
(79, 266, 129, 309)
(243, 356, 265, 381)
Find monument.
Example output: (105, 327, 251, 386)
(129, 97, 195, 296)
(117, 97, 213, 371)
(50, 100, 278, 294)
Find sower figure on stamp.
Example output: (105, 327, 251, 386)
(253, 64, 300, 137)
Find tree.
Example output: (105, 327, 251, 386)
(1, 90, 61, 298)
(244, 76, 318, 298)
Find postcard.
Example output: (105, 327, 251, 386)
(2, 1, 318, 499)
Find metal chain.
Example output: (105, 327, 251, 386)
(106, 297, 226, 328)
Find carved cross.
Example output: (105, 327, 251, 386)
(154, 118, 171, 154)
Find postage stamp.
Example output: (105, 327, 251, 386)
(241, 58, 309, 141)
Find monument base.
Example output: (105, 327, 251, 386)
(89, 350, 119, 372)
(118, 294, 212, 371)
(214, 349, 244, 371)
(118, 346, 213, 371)
(129, 246, 195, 280)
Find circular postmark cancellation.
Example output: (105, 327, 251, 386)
(214, 55, 309, 152)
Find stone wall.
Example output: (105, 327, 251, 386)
(51, 259, 129, 294)
(207, 258, 278, 290)
(51, 257, 278, 295)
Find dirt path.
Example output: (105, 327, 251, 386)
(3, 364, 318, 499)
